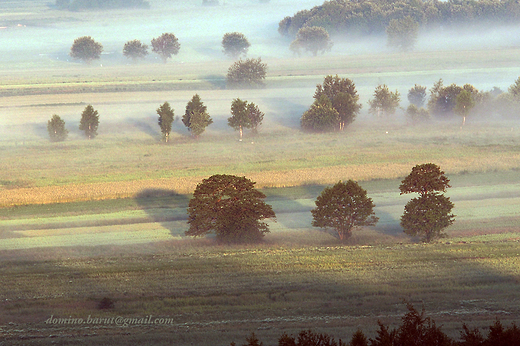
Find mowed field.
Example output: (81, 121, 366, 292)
(1, 0, 520, 345)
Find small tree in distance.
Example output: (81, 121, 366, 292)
(226, 58, 267, 88)
(47, 114, 68, 142)
(157, 101, 175, 142)
(151, 33, 180, 63)
(246, 102, 264, 135)
(311, 180, 378, 241)
(186, 174, 276, 243)
(222, 32, 251, 58)
(79, 105, 99, 139)
(386, 16, 419, 51)
(183, 94, 212, 138)
(123, 39, 148, 61)
(290, 26, 333, 56)
(70, 36, 103, 64)
(408, 84, 427, 108)
(455, 89, 475, 127)
(368, 84, 400, 117)
(300, 94, 339, 132)
(228, 98, 250, 140)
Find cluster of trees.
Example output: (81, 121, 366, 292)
(56, 0, 149, 10)
(185, 163, 455, 244)
(230, 304, 520, 346)
(47, 96, 265, 143)
(278, 0, 520, 39)
(302, 75, 520, 133)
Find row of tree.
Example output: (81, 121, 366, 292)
(301, 75, 520, 133)
(230, 304, 520, 346)
(278, 0, 520, 38)
(46, 96, 265, 142)
(70, 32, 252, 64)
(186, 163, 455, 244)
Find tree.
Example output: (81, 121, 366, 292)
(313, 75, 362, 130)
(151, 33, 180, 63)
(228, 98, 250, 140)
(455, 89, 475, 127)
(349, 329, 368, 346)
(222, 32, 251, 58)
(300, 94, 339, 132)
(368, 84, 400, 117)
(157, 101, 174, 142)
(406, 104, 430, 124)
(186, 174, 276, 243)
(400, 163, 455, 242)
(408, 84, 427, 107)
(399, 163, 451, 196)
(226, 58, 267, 88)
(70, 36, 103, 64)
(427, 79, 463, 118)
(246, 102, 264, 135)
(290, 26, 333, 56)
(79, 105, 99, 139)
(311, 180, 378, 241)
(183, 94, 212, 138)
(47, 114, 68, 142)
(123, 39, 148, 61)
(386, 16, 419, 51)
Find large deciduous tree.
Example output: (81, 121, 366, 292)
(70, 36, 103, 64)
(313, 75, 362, 130)
(123, 39, 148, 61)
(399, 163, 455, 242)
(368, 84, 400, 117)
(151, 33, 180, 63)
(386, 16, 419, 51)
(47, 114, 68, 142)
(311, 180, 378, 241)
(183, 94, 212, 138)
(222, 32, 251, 58)
(186, 174, 276, 243)
(226, 58, 267, 88)
(290, 26, 333, 56)
(79, 105, 99, 139)
(157, 101, 175, 142)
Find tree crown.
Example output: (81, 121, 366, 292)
(399, 163, 451, 195)
(70, 36, 103, 63)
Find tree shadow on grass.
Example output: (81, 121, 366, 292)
(135, 188, 190, 238)
(202, 74, 226, 89)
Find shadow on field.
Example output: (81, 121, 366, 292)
(135, 188, 190, 237)
(129, 117, 159, 138)
(262, 97, 308, 129)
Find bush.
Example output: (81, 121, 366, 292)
(226, 58, 267, 88)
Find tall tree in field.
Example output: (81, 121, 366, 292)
(311, 180, 378, 241)
(47, 114, 68, 142)
(313, 75, 362, 130)
(186, 174, 276, 243)
(228, 98, 251, 140)
(151, 33, 180, 63)
(368, 84, 400, 117)
(70, 36, 103, 64)
(222, 32, 251, 58)
(290, 26, 333, 56)
(386, 16, 419, 51)
(400, 163, 455, 242)
(157, 101, 175, 142)
(79, 105, 99, 139)
(246, 102, 264, 135)
(123, 39, 148, 61)
(455, 89, 475, 127)
(226, 58, 267, 88)
(183, 94, 212, 138)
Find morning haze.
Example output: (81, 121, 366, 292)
(1, 0, 519, 345)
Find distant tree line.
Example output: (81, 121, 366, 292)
(230, 304, 520, 346)
(56, 0, 150, 10)
(278, 0, 520, 38)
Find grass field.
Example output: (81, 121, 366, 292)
(1, 0, 520, 345)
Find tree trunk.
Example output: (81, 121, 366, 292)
(239, 126, 243, 141)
